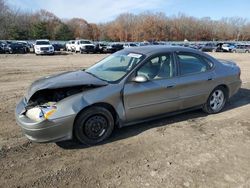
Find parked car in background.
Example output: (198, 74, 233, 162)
(34, 40, 54, 55)
(74, 39, 95, 53)
(189, 44, 200, 50)
(215, 43, 225, 52)
(52, 43, 65, 51)
(94, 42, 107, 53)
(17, 41, 32, 53)
(138, 42, 150, 46)
(0, 41, 10, 53)
(0, 42, 5, 53)
(15, 46, 241, 145)
(123, 43, 138, 48)
(66, 40, 75, 52)
(232, 44, 250, 53)
(221, 43, 236, 52)
(150, 41, 160, 45)
(200, 43, 217, 52)
(103, 43, 124, 53)
(7, 42, 28, 54)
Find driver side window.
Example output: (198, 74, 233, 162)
(137, 54, 174, 80)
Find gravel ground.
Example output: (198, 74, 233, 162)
(0, 52, 250, 188)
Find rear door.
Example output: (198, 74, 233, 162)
(175, 52, 216, 109)
(123, 53, 181, 123)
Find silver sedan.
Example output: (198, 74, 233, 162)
(15, 46, 242, 145)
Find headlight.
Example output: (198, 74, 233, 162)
(43, 106, 57, 119)
(35, 47, 40, 50)
(25, 103, 57, 122)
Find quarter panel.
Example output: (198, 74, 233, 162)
(176, 71, 217, 109)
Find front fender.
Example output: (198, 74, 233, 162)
(49, 84, 126, 122)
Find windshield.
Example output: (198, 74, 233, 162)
(130, 43, 137, 46)
(80, 41, 91, 44)
(86, 51, 144, 82)
(36, 41, 50, 45)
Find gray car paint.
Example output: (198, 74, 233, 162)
(26, 70, 108, 101)
(15, 46, 242, 142)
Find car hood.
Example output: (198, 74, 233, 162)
(26, 70, 108, 101)
(35, 45, 53, 48)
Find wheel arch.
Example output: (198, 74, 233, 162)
(73, 102, 120, 129)
(214, 84, 229, 99)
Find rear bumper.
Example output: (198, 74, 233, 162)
(15, 98, 74, 143)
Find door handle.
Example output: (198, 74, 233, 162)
(207, 78, 213, 81)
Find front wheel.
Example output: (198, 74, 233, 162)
(74, 106, 114, 145)
(202, 86, 227, 114)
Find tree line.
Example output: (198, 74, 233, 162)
(1, 0, 250, 41)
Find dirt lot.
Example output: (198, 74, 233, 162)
(0, 52, 250, 188)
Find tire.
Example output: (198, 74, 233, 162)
(245, 50, 249, 53)
(74, 106, 114, 145)
(202, 86, 227, 114)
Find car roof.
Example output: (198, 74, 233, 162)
(122, 45, 201, 55)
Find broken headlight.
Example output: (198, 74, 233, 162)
(25, 102, 57, 122)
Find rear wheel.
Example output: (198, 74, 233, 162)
(74, 106, 114, 145)
(202, 86, 227, 114)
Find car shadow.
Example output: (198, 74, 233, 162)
(56, 87, 250, 150)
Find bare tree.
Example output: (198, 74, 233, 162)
(1, 1, 250, 42)
(0, 0, 11, 39)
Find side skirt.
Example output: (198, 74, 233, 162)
(118, 105, 203, 128)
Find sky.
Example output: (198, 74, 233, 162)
(6, 0, 250, 23)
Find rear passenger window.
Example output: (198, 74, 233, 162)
(177, 53, 212, 76)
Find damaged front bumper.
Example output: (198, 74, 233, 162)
(15, 98, 74, 143)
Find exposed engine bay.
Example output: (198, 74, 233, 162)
(24, 85, 97, 121)
(27, 86, 87, 108)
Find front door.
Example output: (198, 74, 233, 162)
(123, 54, 181, 123)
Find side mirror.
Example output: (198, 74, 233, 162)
(132, 75, 148, 83)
